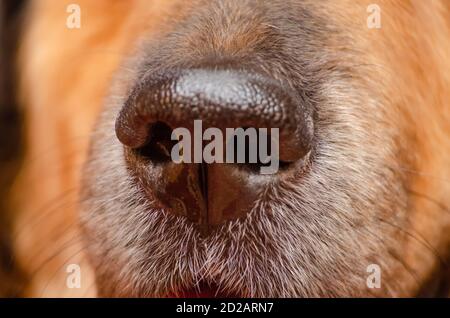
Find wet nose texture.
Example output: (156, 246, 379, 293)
(115, 69, 314, 233)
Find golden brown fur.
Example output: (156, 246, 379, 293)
(11, 0, 450, 297)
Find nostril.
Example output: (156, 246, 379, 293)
(133, 122, 293, 173)
(229, 129, 292, 174)
(134, 121, 175, 164)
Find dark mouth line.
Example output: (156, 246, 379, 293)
(170, 280, 241, 298)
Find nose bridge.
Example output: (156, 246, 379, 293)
(177, 0, 272, 57)
(172, 69, 297, 130)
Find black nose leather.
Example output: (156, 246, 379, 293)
(115, 68, 313, 232)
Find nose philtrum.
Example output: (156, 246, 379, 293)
(115, 68, 314, 232)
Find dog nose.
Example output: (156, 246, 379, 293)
(115, 68, 313, 232)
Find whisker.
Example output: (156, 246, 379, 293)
(20, 219, 82, 271)
(406, 189, 450, 215)
(38, 245, 89, 297)
(377, 217, 448, 268)
(11, 187, 79, 242)
(23, 234, 84, 284)
(386, 164, 450, 185)
(387, 248, 422, 291)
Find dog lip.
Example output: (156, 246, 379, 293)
(167, 281, 242, 298)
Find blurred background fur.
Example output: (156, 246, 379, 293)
(0, 0, 26, 297)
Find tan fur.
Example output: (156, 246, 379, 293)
(12, 0, 450, 297)
(14, 0, 183, 297)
